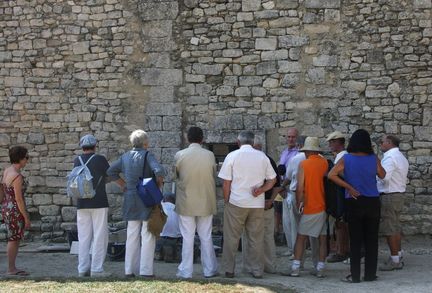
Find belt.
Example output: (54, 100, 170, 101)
(379, 192, 403, 195)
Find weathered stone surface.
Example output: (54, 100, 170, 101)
(0, 134, 11, 146)
(413, 0, 432, 9)
(27, 132, 45, 145)
(305, 0, 341, 9)
(61, 207, 76, 222)
(242, 0, 261, 11)
(278, 35, 309, 47)
(275, 0, 298, 9)
(255, 38, 277, 50)
(192, 64, 224, 75)
(387, 82, 401, 97)
(1, 0, 431, 239)
(255, 61, 276, 75)
(39, 205, 60, 216)
(140, 68, 182, 85)
(138, 2, 179, 20)
(313, 55, 338, 67)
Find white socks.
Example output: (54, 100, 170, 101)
(317, 262, 325, 271)
(292, 260, 301, 270)
(391, 255, 400, 263)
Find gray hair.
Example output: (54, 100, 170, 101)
(238, 131, 255, 145)
(129, 129, 149, 148)
(253, 135, 263, 148)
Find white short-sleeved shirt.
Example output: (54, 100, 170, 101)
(377, 147, 409, 194)
(160, 202, 181, 238)
(218, 145, 277, 208)
(286, 152, 306, 193)
(334, 150, 348, 164)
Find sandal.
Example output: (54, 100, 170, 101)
(341, 274, 360, 283)
(7, 270, 30, 276)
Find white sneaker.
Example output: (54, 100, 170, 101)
(91, 271, 112, 278)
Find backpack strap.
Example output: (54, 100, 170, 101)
(79, 154, 96, 166)
(142, 151, 149, 178)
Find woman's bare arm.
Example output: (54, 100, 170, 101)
(328, 158, 360, 198)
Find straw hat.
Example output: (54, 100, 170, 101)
(326, 131, 345, 141)
(300, 137, 322, 152)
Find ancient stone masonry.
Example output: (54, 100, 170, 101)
(0, 0, 431, 239)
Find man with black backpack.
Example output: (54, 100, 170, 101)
(325, 131, 349, 263)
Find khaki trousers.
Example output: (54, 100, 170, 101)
(243, 207, 275, 272)
(223, 202, 264, 275)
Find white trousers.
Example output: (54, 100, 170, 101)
(77, 208, 108, 274)
(125, 220, 156, 276)
(282, 193, 300, 252)
(177, 215, 218, 278)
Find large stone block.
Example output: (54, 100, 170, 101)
(256, 61, 277, 75)
(5, 77, 24, 87)
(255, 38, 277, 50)
(192, 63, 224, 75)
(146, 103, 182, 116)
(72, 41, 90, 55)
(0, 134, 11, 146)
(142, 20, 172, 38)
(414, 0, 432, 9)
(140, 68, 182, 85)
(281, 74, 300, 88)
(27, 132, 45, 145)
(33, 194, 53, 206)
(278, 35, 309, 47)
(414, 126, 432, 140)
(262, 50, 288, 61)
(275, 0, 299, 9)
(304, 0, 340, 8)
(242, 0, 261, 11)
(312, 55, 338, 67)
(39, 205, 60, 216)
(61, 207, 77, 222)
(269, 17, 299, 28)
(138, 1, 179, 20)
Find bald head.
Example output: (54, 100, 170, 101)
(286, 128, 299, 149)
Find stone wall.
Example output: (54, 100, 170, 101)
(0, 0, 431, 240)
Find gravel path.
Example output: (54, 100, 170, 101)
(1, 235, 431, 292)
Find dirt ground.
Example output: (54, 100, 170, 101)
(0, 235, 431, 293)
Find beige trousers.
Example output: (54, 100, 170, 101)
(243, 207, 275, 272)
(223, 202, 264, 275)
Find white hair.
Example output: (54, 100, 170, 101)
(129, 129, 149, 148)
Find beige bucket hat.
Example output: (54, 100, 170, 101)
(326, 131, 345, 141)
(300, 137, 322, 152)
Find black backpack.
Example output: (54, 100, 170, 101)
(324, 159, 345, 220)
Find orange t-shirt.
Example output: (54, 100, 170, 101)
(300, 155, 328, 215)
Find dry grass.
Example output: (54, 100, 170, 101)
(0, 278, 292, 293)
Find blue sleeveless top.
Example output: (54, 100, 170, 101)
(344, 154, 379, 198)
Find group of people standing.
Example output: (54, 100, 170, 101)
(1, 126, 409, 283)
(276, 128, 409, 282)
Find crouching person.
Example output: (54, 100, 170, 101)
(155, 193, 182, 263)
(74, 134, 111, 277)
(283, 137, 328, 278)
